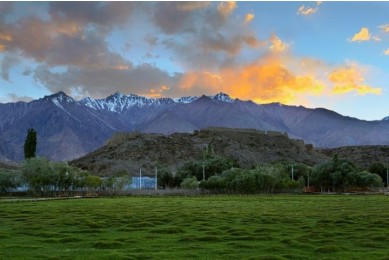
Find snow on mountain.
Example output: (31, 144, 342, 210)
(382, 116, 389, 121)
(173, 96, 198, 104)
(81, 92, 155, 112)
(80, 92, 235, 113)
(40, 91, 76, 104)
(211, 92, 234, 103)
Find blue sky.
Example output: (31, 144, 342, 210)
(0, 1, 389, 120)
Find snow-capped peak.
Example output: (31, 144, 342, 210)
(382, 116, 389, 121)
(81, 93, 162, 112)
(80, 92, 236, 112)
(173, 96, 198, 104)
(41, 91, 75, 103)
(212, 92, 234, 103)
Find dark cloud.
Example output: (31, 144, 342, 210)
(0, 2, 14, 21)
(152, 3, 194, 35)
(49, 2, 134, 33)
(1, 15, 129, 69)
(33, 64, 180, 99)
(0, 1, 263, 100)
(1, 55, 19, 81)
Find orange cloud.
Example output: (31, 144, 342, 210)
(0, 33, 12, 42)
(244, 13, 255, 24)
(329, 65, 382, 95)
(176, 2, 211, 11)
(0, 33, 12, 51)
(218, 1, 237, 17)
(384, 48, 389, 55)
(269, 34, 288, 53)
(146, 85, 171, 98)
(178, 57, 325, 104)
(351, 27, 371, 42)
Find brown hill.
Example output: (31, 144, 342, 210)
(70, 127, 330, 176)
(318, 146, 389, 168)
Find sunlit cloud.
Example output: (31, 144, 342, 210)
(218, 1, 237, 17)
(244, 13, 255, 24)
(146, 85, 170, 98)
(297, 2, 321, 16)
(176, 2, 211, 12)
(177, 56, 325, 104)
(0, 33, 12, 42)
(0, 1, 383, 108)
(269, 34, 288, 53)
(350, 27, 371, 42)
(329, 64, 382, 95)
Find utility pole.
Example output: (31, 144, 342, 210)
(386, 166, 388, 188)
(202, 163, 205, 181)
(139, 168, 142, 190)
(155, 166, 158, 190)
(291, 164, 294, 181)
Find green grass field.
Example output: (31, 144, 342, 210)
(0, 195, 388, 259)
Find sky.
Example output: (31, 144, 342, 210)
(1, 1, 389, 121)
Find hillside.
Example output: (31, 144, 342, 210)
(318, 146, 389, 168)
(70, 127, 330, 176)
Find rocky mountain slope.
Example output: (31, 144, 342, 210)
(70, 127, 330, 176)
(1, 91, 389, 161)
(318, 146, 389, 168)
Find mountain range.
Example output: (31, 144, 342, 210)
(1, 91, 389, 162)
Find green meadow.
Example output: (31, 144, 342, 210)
(0, 195, 388, 259)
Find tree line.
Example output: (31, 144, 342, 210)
(156, 154, 385, 193)
(0, 129, 386, 195)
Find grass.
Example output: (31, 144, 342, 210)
(0, 195, 388, 259)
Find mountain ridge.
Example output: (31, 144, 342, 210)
(1, 91, 389, 161)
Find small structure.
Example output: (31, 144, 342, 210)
(130, 177, 157, 189)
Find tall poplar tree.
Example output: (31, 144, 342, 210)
(24, 128, 37, 159)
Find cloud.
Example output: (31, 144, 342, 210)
(176, 56, 325, 104)
(244, 13, 255, 24)
(297, 2, 320, 16)
(1, 55, 20, 81)
(384, 48, 389, 55)
(329, 64, 382, 95)
(7, 94, 34, 103)
(350, 27, 371, 42)
(175, 2, 211, 12)
(269, 34, 288, 53)
(146, 85, 170, 98)
(33, 64, 178, 99)
(0, 1, 382, 105)
(379, 24, 389, 33)
(0, 2, 13, 21)
(218, 1, 237, 17)
(0, 32, 12, 52)
(49, 2, 135, 33)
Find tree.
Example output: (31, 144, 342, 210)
(24, 128, 37, 159)
(22, 157, 52, 194)
(0, 170, 22, 193)
(368, 162, 387, 186)
(181, 177, 199, 189)
(85, 175, 102, 192)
